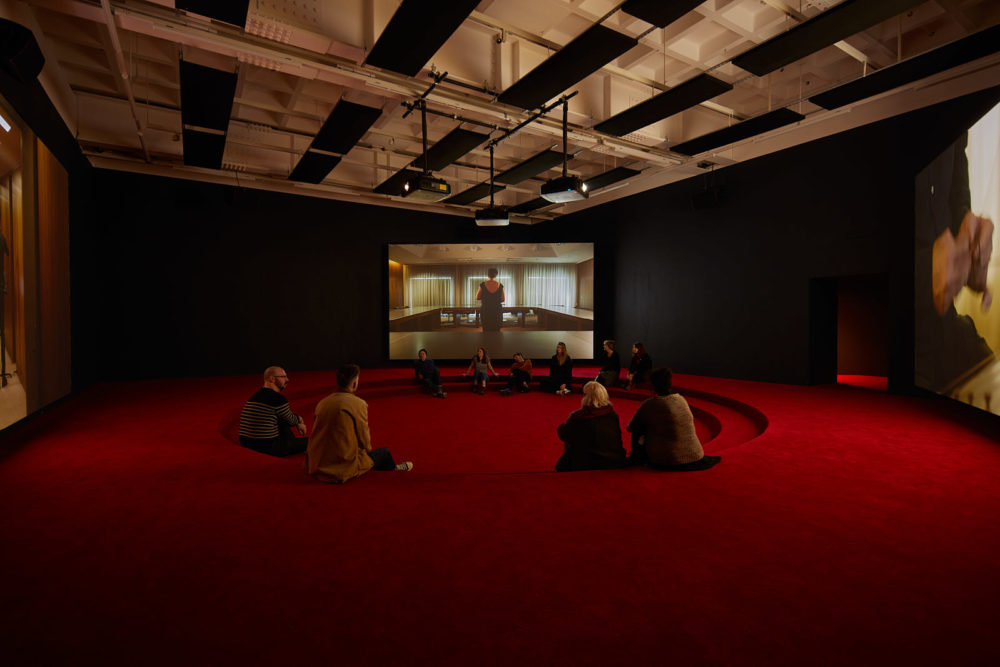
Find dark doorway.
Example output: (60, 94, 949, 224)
(837, 274, 889, 377)
(809, 274, 889, 386)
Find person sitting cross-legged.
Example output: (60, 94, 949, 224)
(306, 364, 412, 484)
(627, 367, 720, 471)
(555, 381, 628, 472)
(238, 366, 308, 457)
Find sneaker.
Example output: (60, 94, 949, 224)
(435, 391, 447, 398)
(557, 387, 567, 395)
(500, 388, 511, 396)
(395, 461, 413, 471)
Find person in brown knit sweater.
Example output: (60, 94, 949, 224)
(627, 367, 720, 471)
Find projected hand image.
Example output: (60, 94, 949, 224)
(966, 212, 993, 309)
(932, 210, 994, 315)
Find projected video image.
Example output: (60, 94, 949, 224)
(915, 100, 1000, 415)
(388, 243, 594, 361)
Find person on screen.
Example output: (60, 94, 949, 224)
(627, 367, 720, 471)
(463, 347, 497, 394)
(500, 352, 532, 396)
(307, 364, 412, 483)
(238, 366, 309, 457)
(595, 339, 620, 388)
(555, 381, 627, 472)
(915, 130, 995, 393)
(476, 267, 505, 332)
(541, 341, 574, 395)
(414, 348, 446, 398)
(625, 342, 652, 390)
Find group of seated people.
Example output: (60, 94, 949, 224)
(236, 339, 718, 484)
(555, 368, 720, 472)
(238, 364, 413, 484)
(417, 339, 652, 398)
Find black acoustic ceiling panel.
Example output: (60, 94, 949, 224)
(497, 24, 638, 110)
(509, 197, 552, 214)
(182, 129, 226, 169)
(810, 24, 1000, 110)
(288, 151, 342, 184)
(584, 167, 641, 191)
(176, 0, 249, 27)
(594, 74, 732, 136)
(409, 127, 489, 171)
(179, 60, 237, 131)
(732, 0, 926, 76)
(670, 108, 803, 156)
(0, 19, 45, 82)
(374, 169, 421, 196)
(495, 150, 564, 185)
(365, 0, 480, 76)
(444, 183, 505, 206)
(311, 101, 383, 155)
(619, 0, 706, 29)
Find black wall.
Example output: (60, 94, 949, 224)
(8, 50, 997, 386)
(86, 175, 608, 379)
(544, 86, 1000, 386)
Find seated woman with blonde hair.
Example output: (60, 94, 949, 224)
(554, 381, 627, 472)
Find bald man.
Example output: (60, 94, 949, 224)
(238, 366, 308, 457)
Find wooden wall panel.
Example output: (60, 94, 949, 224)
(12, 168, 30, 406)
(388, 260, 404, 309)
(36, 139, 71, 407)
(0, 175, 14, 362)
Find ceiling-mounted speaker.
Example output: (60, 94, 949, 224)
(0, 20, 44, 83)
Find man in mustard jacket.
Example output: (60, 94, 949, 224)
(306, 364, 412, 483)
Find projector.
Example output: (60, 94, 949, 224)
(402, 174, 451, 201)
(474, 206, 510, 227)
(540, 175, 589, 203)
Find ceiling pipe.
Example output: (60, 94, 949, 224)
(100, 0, 150, 162)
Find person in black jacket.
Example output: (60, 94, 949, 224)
(414, 348, 446, 398)
(555, 381, 627, 472)
(625, 342, 652, 390)
(541, 341, 574, 395)
(595, 339, 620, 388)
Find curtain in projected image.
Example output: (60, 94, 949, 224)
(406, 266, 454, 307)
(522, 264, 576, 308)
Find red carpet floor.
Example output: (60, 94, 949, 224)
(1, 368, 999, 666)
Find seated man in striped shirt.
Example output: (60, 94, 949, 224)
(238, 366, 308, 457)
